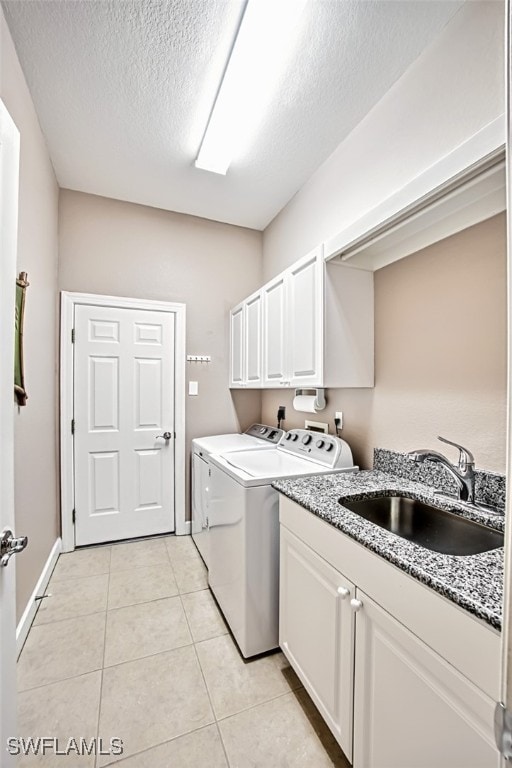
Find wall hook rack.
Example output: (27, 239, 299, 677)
(186, 355, 211, 363)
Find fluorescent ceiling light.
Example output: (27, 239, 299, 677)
(195, 0, 309, 175)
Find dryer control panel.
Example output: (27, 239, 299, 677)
(278, 429, 354, 469)
(244, 424, 284, 444)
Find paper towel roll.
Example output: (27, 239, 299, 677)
(293, 395, 319, 413)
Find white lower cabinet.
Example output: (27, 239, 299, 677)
(353, 590, 499, 768)
(280, 526, 355, 761)
(279, 506, 500, 768)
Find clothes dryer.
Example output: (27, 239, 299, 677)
(191, 424, 283, 565)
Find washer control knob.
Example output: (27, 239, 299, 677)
(325, 442, 334, 452)
(316, 439, 325, 449)
(302, 434, 312, 445)
(259, 427, 267, 434)
(291, 433, 299, 442)
(286, 433, 292, 441)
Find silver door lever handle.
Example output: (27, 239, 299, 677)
(1, 528, 28, 567)
(156, 432, 172, 441)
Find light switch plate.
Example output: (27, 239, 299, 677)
(188, 380, 198, 396)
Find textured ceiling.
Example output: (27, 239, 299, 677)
(2, 0, 464, 230)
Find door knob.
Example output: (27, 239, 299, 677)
(1, 528, 28, 567)
(337, 586, 350, 599)
(156, 432, 172, 441)
(350, 598, 363, 613)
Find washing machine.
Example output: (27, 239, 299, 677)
(207, 429, 358, 657)
(191, 424, 284, 565)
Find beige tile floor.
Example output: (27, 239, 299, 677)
(17, 535, 350, 767)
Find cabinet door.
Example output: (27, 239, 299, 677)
(262, 274, 288, 386)
(230, 304, 244, 386)
(280, 525, 355, 761)
(245, 291, 262, 386)
(353, 590, 500, 768)
(287, 246, 324, 386)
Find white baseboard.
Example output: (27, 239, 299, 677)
(16, 537, 62, 658)
(176, 520, 191, 536)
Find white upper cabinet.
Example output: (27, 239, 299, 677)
(262, 273, 287, 386)
(229, 303, 245, 386)
(244, 290, 263, 386)
(287, 248, 324, 387)
(230, 243, 374, 389)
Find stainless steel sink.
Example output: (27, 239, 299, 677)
(339, 495, 504, 556)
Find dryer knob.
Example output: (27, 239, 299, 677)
(285, 434, 292, 441)
(291, 433, 299, 442)
(302, 435, 312, 445)
(260, 427, 267, 434)
(316, 439, 325, 449)
(325, 443, 334, 452)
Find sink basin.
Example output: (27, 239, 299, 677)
(339, 495, 504, 556)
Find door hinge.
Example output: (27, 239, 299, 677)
(494, 702, 512, 758)
(71, 419, 75, 435)
(71, 328, 75, 343)
(72, 509, 76, 524)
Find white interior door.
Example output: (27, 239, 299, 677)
(0, 98, 21, 767)
(74, 304, 176, 546)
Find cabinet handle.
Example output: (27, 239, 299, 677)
(337, 586, 349, 599)
(350, 598, 363, 613)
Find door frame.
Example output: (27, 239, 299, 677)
(60, 291, 187, 553)
(0, 97, 21, 765)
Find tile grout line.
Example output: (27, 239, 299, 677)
(33, 606, 109, 629)
(99, 723, 221, 768)
(94, 546, 112, 768)
(215, 687, 301, 724)
(17, 667, 105, 695)
(178, 590, 232, 766)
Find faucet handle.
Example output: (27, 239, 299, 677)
(437, 436, 474, 469)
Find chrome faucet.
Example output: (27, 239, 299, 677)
(407, 436, 475, 504)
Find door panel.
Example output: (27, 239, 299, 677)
(74, 304, 175, 545)
(288, 248, 323, 385)
(89, 356, 119, 430)
(230, 304, 244, 385)
(245, 292, 262, 384)
(280, 526, 355, 760)
(135, 358, 162, 427)
(263, 275, 287, 385)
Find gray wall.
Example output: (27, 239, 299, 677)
(1, 8, 60, 621)
(262, 214, 507, 472)
(58, 189, 263, 519)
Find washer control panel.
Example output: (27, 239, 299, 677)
(244, 424, 284, 444)
(278, 429, 354, 468)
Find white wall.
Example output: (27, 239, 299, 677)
(261, 0, 506, 473)
(1, 8, 60, 620)
(263, 0, 505, 278)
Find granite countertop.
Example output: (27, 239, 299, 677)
(273, 467, 504, 631)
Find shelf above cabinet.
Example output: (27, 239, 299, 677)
(324, 117, 506, 272)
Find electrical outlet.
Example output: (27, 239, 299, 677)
(335, 411, 343, 429)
